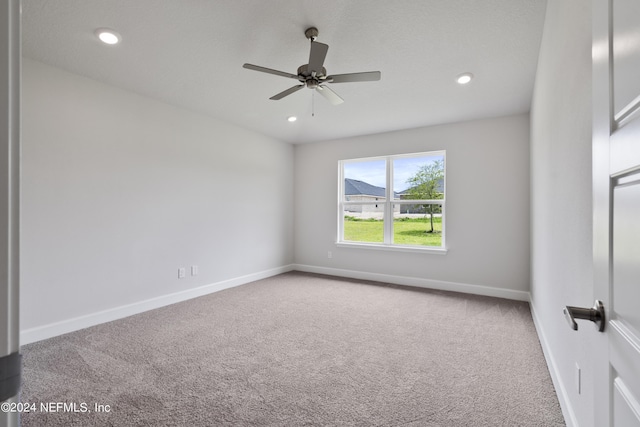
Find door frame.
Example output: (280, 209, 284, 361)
(592, 0, 611, 424)
(0, 1, 21, 427)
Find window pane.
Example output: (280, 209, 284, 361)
(393, 155, 445, 201)
(393, 203, 443, 247)
(343, 206, 384, 243)
(339, 151, 445, 249)
(343, 159, 386, 202)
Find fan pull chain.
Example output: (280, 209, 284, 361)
(312, 90, 315, 117)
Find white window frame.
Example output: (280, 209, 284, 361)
(337, 151, 447, 254)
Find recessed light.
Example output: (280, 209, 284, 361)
(456, 73, 473, 84)
(95, 28, 121, 45)
(287, 116, 297, 122)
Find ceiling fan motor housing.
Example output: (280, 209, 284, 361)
(297, 65, 327, 79)
(297, 64, 327, 89)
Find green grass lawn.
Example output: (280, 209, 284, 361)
(343, 217, 442, 246)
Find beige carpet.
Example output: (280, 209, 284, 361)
(20, 272, 564, 426)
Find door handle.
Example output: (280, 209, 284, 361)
(563, 300, 605, 332)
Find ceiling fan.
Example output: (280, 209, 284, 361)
(242, 27, 381, 105)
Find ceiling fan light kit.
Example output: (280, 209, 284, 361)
(243, 27, 381, 105)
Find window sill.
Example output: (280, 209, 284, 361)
(335, 241, 448, 255)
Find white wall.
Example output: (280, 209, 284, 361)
(20, 59, 294, 339)
(529, 1, 593, 426)
(294, 114, 531, 298)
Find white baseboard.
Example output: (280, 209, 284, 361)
(21, 264, 529, 345)
(20, 265, 295, 345)
(292, 264, 531, 301)
(529, 299, 578, 427)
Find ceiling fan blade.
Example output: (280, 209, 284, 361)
(243, 63, 299, 80)
(308, 41, 329, 75)
(316, 85, 344, 105)
(326, 71, 381, 83)
(270, 84, 305, 100)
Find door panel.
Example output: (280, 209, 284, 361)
(611, 116, 640, 173)
(611, 0, 640, 173)
(613, 378, 640, 427)
(610, 321, 640, 423)
(612, 177, 640, 335)
(612, 0, 640, 118)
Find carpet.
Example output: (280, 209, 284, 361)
(20, 272, 564, 426)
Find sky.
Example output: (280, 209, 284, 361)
(343, 154, 444, 192)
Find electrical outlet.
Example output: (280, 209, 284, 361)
(191, 265, 198, 276)
(575, 363, 581, 394)
(178, 267, 186, 279)
(328, 251, 332, 259)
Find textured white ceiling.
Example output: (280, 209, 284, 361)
(21, 0, 547, 144)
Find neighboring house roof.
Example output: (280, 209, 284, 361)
(344, 178, 387, 198)
(345, 177, 444, 198)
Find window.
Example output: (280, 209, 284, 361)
(338, 151, 446, 252)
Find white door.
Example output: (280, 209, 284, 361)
(592, 0, 640, 425)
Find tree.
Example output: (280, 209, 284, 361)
(404, 160, 444, 233)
